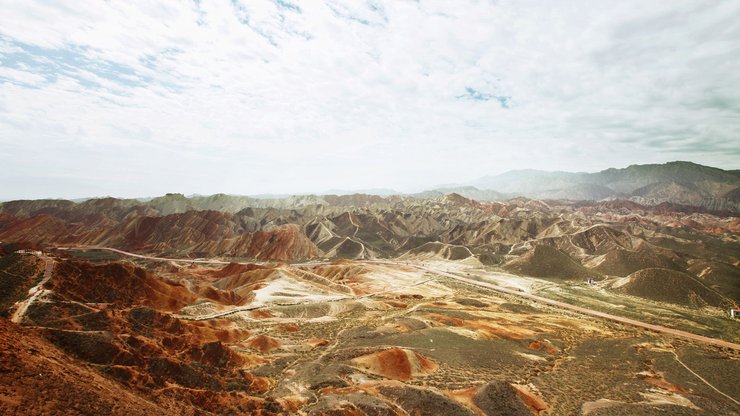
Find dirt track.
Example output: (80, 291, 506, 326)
(55, 246, 331, 267)
(11, 252, 53, 323)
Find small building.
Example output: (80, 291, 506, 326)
(731, 309, 740, 318)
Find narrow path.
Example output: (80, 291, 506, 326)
(11, 253, 54, 323)
(175, 305, 264, 321)
(670, 350, 739, 406)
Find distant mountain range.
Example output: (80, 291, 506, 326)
(262, 161, 740, 211)
(431, 161, 740, 211)
(3, 162, 739, 212)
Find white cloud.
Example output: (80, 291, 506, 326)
(0, 0, 739, 199)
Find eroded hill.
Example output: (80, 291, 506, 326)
(1, 193, 737, 306)
(1, 192, 739, 415)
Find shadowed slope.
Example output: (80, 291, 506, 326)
(617, 268, 728, 307)
(47, 260, 198, 311)
(0, 318, 189, 415)
(505, 245, 601, 280)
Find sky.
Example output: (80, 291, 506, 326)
(1, 0, 739, 199)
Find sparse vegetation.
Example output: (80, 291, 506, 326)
(0, 254, 43, 314)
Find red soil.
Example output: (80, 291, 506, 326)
(244, 335, 282, 353)
(238, 224, 319, 261)
(249, 309, 274, 319)
(512, 384, 549, 413)
(446, 386, 479, 411)
(47, 260, 198, 311)
(0, 210, 321, 261)
(307, 338, 330, 348)
(277, 324, 300, 332)
(351, 348, 437, 381)
(527, 340, 559, 354)
(638, 371, 686, 393)
(0, 318, 187, 415)
(385, 300, 409, 309)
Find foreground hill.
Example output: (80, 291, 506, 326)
(2, 251, 738, 415)
(0, 318, 192, 415)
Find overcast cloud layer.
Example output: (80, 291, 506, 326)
(1, 0, 739, 199)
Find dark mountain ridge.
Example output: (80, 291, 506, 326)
(464, 161, 739, 210)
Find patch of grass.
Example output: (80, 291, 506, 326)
(0, 254, 43, 313)
(32, 270, 44, 285)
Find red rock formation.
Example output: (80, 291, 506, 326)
(47, 260, 198, 311)
(0, 318, 189, 415)
(244, 335, 282, 353)
(235, 224, 319, 260)
(351, 348, 438, 381)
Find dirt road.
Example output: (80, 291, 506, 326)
(56, 246, 237, 265)
(56, 246, 331, 268)
(11, 253, 53, 323)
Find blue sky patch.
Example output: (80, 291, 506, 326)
(275, 0, 301, 13)
(459, 87, 511, 108)
(0, 37, 155, 92)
